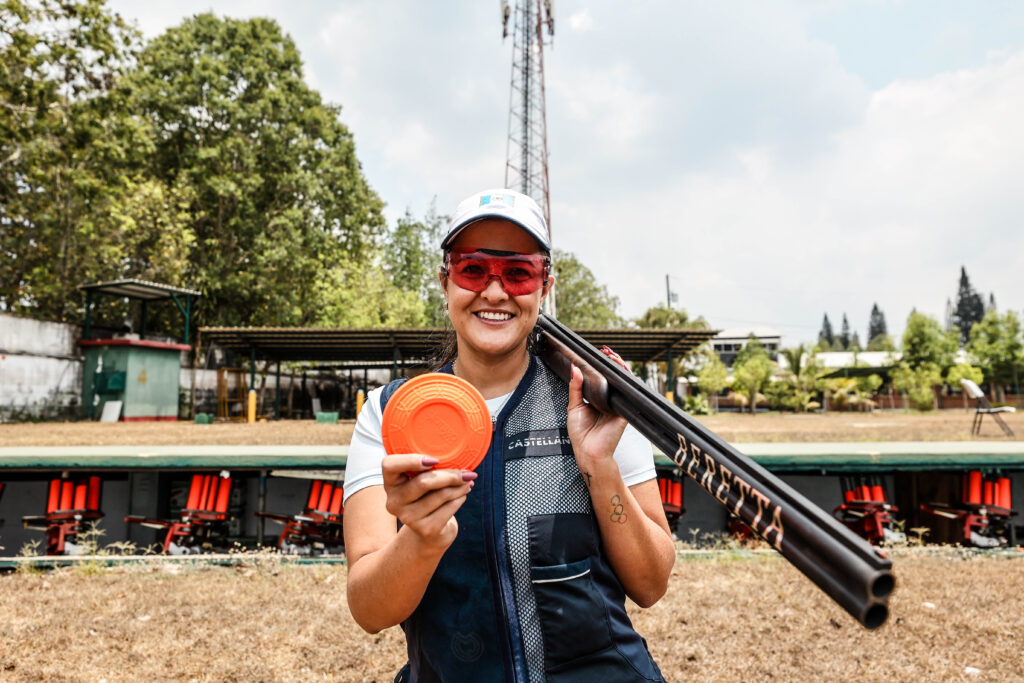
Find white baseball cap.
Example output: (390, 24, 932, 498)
(441, 189, 551, 252)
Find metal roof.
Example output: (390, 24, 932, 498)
(79, 279, 201, 300)
(197, 325, 718, 364)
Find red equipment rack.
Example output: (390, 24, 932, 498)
(22, 476, 104, 555)
(833, 475, 902, 545)
(657, 473, 684, 531)
(921, 471, 1017, 547)
(125, 473, 234, 554)
(255, 479, 345, 555)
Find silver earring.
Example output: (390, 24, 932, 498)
(443, 300, 449, 311)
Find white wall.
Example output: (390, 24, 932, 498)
(0, 313, 83, 420)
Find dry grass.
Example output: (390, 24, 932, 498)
(2, 410, 1022, 447)
(0, 550, 1021, 682)
(697, 410, 1024, 443)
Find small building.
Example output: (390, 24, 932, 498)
(711, 328, 781, 367)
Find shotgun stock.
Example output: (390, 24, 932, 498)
(534, 313, 894, 629)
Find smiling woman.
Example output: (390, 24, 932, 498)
(342, 189, 676, 682)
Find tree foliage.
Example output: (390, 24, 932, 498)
(696, 352, 728, 412)
(952, 266, 985, 346)
(634, 304, 705, 330)
(868, 303, 887, 342)
(891, 362, 942, 411)
(0, 0, 142, 319)
(967, 310, 1023, 400)
(386, 202, 447, 326)
(838, 314, 851, 350)
(732, 335, 773, 414)
(901, 311, 958, 370)
(1, 7, 396, 332)
(552, 249, 624, 328)
(122, 13, 385, 327)
(818, 313, 834, 349)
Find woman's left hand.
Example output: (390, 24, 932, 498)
(566, 359, 629, 464)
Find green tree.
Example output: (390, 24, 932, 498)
(0, 0, 143, 319)
(891, 362, 942, 411)
(635, 304, 709, 394)
(867, 333, 896, 352)
(867, 303, 887, 342)
(818, 313, 834, 349)
(732, 335, 773, 414)
(386, 202, 447, 326)
(946, 363, 984, 411)
(901, 311, 958, 370)
(552, 249, 624, 328)
(696, 352, 728, 412)
(967, 310, 1023, 403)
(122, 13, 385, 327)
(952, 266, 985, 346)
(315, 256, 426, 328)
(634, 304, 705, 329)
(838, 314, 851, 350)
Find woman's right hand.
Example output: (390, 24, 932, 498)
(381, 454, 476, 551)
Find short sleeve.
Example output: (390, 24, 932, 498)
(342, 386, 387, 505)
(613, 423, 657, 487)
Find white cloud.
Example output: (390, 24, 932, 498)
(564, 47, 1024, 342)
(568, 9, 593, 33)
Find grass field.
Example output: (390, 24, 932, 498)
(0, 549, 1020, 681)
(2, 409, 1022, 446)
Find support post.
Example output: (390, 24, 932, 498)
(139, 299, 147, 339)
(257, 469, 267, 546)
(84, 290, 93, 340)
(666, 347, 674, 404)
(275, 362, 281, 420)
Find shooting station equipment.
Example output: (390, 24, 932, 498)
(921, 470, 1016, 547)
(534, 314, 895, 629)
(834, 475, 903, 545)
(657, 472, 684, 530)
(22, 475, 104, 555)
(382, 374, 491, 472)
(125, 473, 234, 554)
(255, 479, 345, 555)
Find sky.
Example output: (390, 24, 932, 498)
(106, 0, 1024, 346)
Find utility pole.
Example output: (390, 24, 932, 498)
(502, 0, 555, 315)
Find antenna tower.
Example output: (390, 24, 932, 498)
(502, 0, 553, 229)
(502, 0, 555, 314)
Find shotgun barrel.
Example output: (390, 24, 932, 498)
(534, 314, 894, 629)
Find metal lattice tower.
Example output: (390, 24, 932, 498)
(503, 1, 555, 315)
(502, 0, 553, 229)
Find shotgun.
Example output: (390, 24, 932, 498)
(533, 313, 894, 629)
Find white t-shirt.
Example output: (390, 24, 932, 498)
(343, 385, 657, 505)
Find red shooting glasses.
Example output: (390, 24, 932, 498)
(445, 248, 550, 296)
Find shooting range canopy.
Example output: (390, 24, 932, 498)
(198, 326, 718, 364)
(79, 279, 201, 300)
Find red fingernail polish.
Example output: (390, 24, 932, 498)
(462, 471, 478, 481)
(422, 456, 439, 467)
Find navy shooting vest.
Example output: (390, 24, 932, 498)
(381, 356, 664, 683)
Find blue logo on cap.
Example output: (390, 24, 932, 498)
(480, 193, 515, 208)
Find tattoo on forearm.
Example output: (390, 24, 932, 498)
(583, 471, 592, 488)
(609, 494, 627, 524)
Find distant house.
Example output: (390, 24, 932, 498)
(711, 328, 781, 367)
(782, 350, 901, 373)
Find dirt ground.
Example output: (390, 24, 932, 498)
(2, 410, 1022, 447)
(0, 550, 1020, 682)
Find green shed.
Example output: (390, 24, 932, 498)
(78, 279, 199, 421)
